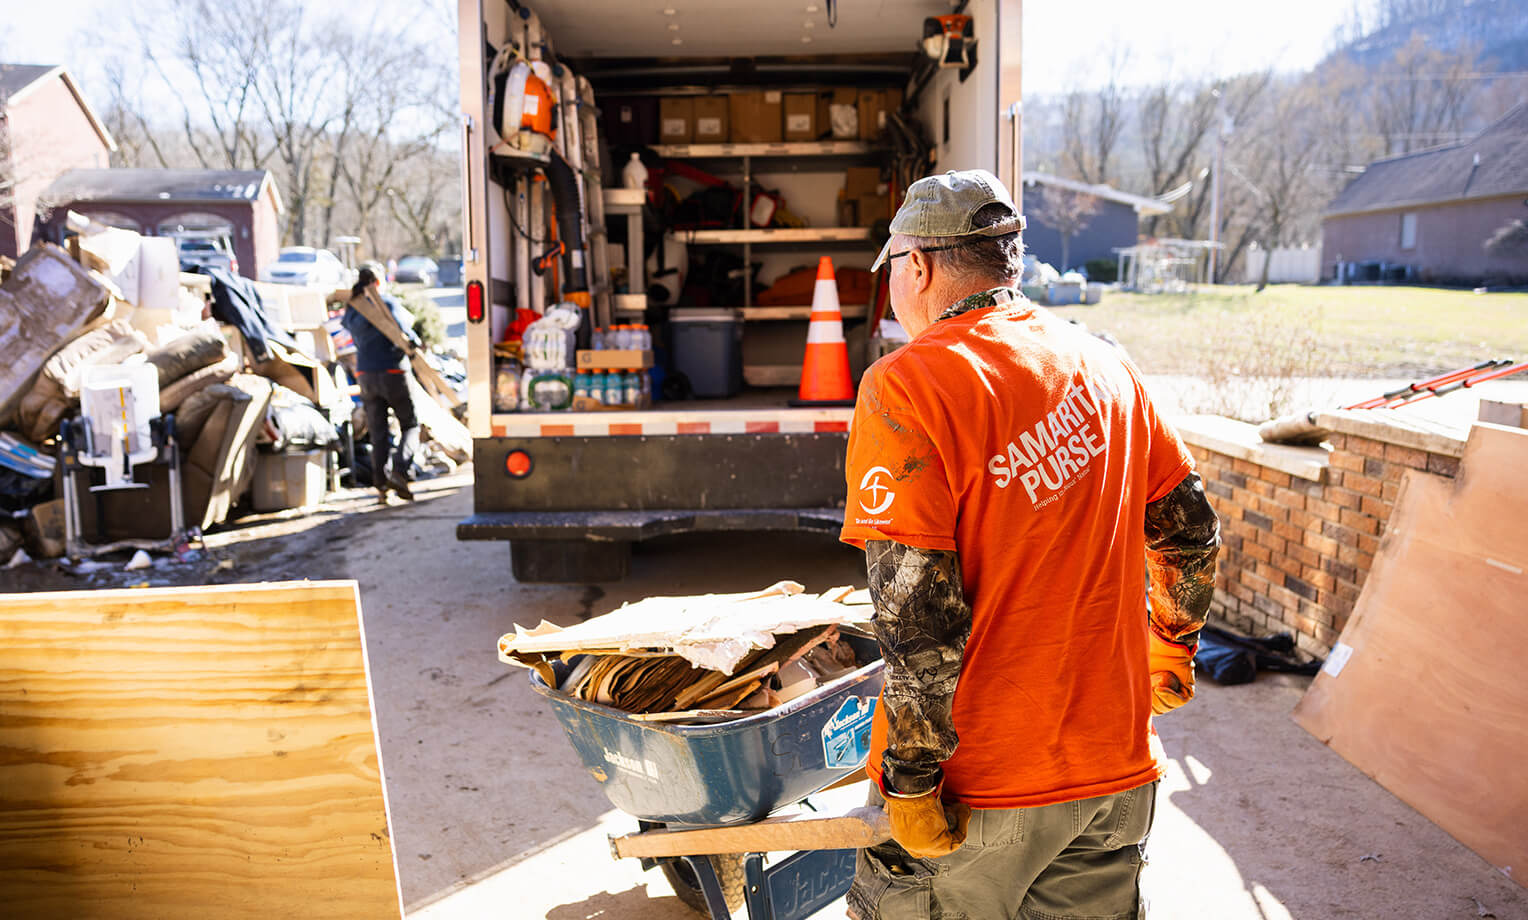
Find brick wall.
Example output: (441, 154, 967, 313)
(1176, 412, 1467, 657)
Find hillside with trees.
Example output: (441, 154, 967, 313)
(1023, 0, 1527, 281)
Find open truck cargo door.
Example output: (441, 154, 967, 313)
(455, 0, 1018, 582)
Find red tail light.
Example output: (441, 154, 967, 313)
(505, 449, 533, 479)
(466, 280, 485, 323)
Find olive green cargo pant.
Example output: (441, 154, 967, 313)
(847, 781, 1157, 920)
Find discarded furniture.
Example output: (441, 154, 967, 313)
(0, 244, 112, 427)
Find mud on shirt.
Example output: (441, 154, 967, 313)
(841, 292, 1194, 808)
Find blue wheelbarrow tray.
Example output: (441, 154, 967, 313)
(529, 635, 884, 828)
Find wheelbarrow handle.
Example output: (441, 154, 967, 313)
(610, 805, 891, 860)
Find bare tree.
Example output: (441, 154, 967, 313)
(384, 148, 459, 258)
(133, 0, 277, 170)
(0, 89, 18, 223)
(1138, 81, 1218, 237)
(1030, 184, 1101, 271)
(1191, 71, 1273, 278)
(1232, 79, 1329, 291)
(1060, 45, 1131, 185)
(332, 29, 453, 257)
(1371, 34, 1481, 155)
(252, 1, 342, 246)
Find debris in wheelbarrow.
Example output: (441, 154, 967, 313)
(565, 625, 860, 719)
(500, 580, 872, 672)
(499, 581, 874, 724)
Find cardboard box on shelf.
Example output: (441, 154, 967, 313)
(837, 197, 857, 228)
(810, 91, 833, 140)
(858, 90, 888, 141)
(856, 194, 891, 228)
(783, 93, 817, 141)
(828, 88, 858, 139)
(660, 97, 694, 144)
(576, 349, 654, 370)
(844, 166, 886, 199)
(729, 91, 783, 143)
(693, 95, 729, 143)
(604, 96, 659, 146)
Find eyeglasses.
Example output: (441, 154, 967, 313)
(884, 242, 967, 263)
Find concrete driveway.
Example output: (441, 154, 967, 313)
(326, 480, 1526, 919)
(17, 466, 1517, 918)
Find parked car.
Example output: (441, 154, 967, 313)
(260, 247, 350, 287)
(436, 257, 464, 287)
(175, 235, 239, 275)
(393, 255, 439, 287)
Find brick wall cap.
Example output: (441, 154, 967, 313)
(1174, 415, 1330, 482)
(1315, 410, 1467, 458)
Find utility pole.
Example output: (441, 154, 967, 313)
(1208, 87, 1224, 285)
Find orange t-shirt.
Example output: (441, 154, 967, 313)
(840, 298, 1193, 809)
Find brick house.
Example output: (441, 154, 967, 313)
(39, 168, 285, 278)
(1020, 172, 1172, 272)
(1321, 104, 1528, 285)
(0, 63, 116, 260)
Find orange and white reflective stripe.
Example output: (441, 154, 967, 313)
(490, 409, 853, 438)
(805, 277, 846, 344)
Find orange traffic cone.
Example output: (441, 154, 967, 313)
(793, 256, 856, 406)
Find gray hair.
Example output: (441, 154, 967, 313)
(905, 202, 1025, 284)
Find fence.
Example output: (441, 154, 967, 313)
(1242, 246, 1321, 284)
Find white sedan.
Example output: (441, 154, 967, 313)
(260, 247, 352, 287)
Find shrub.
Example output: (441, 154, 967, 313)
(399, 292, 446, 349)
(1174, 297, 1346, 423)
(1084, 259, 1118, 284)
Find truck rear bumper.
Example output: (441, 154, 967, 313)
(456, 508, 845, 542)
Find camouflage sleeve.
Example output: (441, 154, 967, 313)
(864, 539, 972, 797)
(1144, 471, 1221, 646)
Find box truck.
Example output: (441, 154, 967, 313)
(456, 0, 1021, 582)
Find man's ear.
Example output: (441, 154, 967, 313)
(908, 249, 934, 294)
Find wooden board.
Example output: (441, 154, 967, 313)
(0, 582, 403, 917)
(1293, 423, 1528, 886)
(611, 805, 889, 859)
(347, 289, 461, 408)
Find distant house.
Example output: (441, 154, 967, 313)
(40, 169, 285, 278)
(1021, 172, 1172, 272)
(1322, 104, 1528, 285)
(0, 63, 116, 260)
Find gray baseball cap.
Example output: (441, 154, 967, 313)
(870, 169, 1026, 271)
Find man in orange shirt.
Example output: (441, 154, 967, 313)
(842, 170, 1219, 919)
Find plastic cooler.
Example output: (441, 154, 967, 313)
(528, 635, 883, 827)
(669, 308, 743, 398)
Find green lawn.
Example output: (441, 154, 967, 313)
(1049, 284, 1528, 380)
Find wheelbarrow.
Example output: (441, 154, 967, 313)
(529, 633, 890, 919)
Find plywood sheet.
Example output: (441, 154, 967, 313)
(1294, 423, 1528, 886)
(0, 581, 403, 918)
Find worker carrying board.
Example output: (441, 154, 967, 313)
(343, 262, 422, 503)
(840, 169, 1220, 919)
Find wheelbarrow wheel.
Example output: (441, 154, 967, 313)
(660, 853, 746, 915)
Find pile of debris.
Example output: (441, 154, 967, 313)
(499, 581, 876, 723)
(0, 215, 469, 566)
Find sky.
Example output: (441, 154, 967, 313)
(1021, 0, 1350, 96)
(1, 0, 1351, 111)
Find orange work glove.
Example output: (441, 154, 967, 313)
(883, 782, 972, 859)
(1149, 630, 1197, 715)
